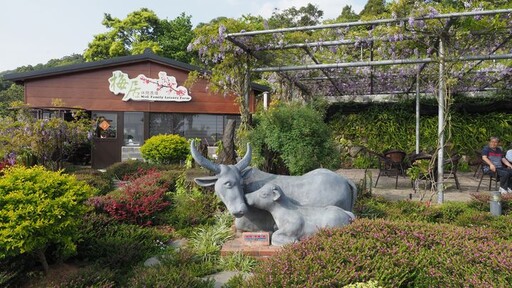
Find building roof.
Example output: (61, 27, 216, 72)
(3, 50, 269, 92)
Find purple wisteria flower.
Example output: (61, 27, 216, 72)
(7, 152, 16, 165)
(427, 7, 439, 19)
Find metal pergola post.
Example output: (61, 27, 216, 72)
(437, 38, 445, 204)
(416, 65, 420, 154)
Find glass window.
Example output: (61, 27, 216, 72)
(149, 113, 174, 136)
(93, 112, 117, 139)
(124, 112, 144, 145)
(148, 113, 240, 144)
(184, 114, 222, 144)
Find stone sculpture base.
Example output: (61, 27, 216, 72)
(221, 232, 281, 258)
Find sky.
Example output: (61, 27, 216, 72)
(0, 0, 366, 72)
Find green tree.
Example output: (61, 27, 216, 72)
(267, 3, 324, 28)
(359, 0, 388, 17)
(0, 84, 23, 117)
(335, 5, 360, 22)
(249, 102, 340, 175)
(44, 54, 84, 68)
(84, 8, 161, 61)
(0, 165, 95, 274)
(84, 8, 194, 63)
(188, 16, 265, 138)
(158, 12, 196, 63)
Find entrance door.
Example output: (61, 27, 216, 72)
(91, 111, 123, 169)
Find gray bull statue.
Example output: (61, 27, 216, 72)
(190, 140, 357, 232)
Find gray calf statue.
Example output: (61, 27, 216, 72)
(245, 183, 356, 246)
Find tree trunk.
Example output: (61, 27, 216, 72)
(36, 249, 49, 274)
(217, 119, 237, 165)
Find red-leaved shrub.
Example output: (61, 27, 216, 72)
(102, 168, 171, 226)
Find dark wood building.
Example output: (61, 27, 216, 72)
(4, 51, 267, 168)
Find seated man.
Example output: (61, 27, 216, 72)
(482, 136, 512, 194)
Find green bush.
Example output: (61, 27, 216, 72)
(356, 196, 512, 239)
(244, 219, 512, 287)
(104, 160, 170, 181)
(250, 102, 340, 175)
(469, 192, 512, 215)
(218, 252, 258, 272)
(0, 165, 95, 273)
(71, 168, 113, 195)
(75, 212, 171, 271)
(126, 249, 215, 288)
(187, 211, 235, 263)
(165, 174, 223, 231)
(140, 134, 189, 165)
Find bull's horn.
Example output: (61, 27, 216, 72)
(235, 143, 251, 170)
(190, 140, 220, 173)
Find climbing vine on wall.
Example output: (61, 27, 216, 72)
(329, 103, 512, 160)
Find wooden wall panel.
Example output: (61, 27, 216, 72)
(24, 61, 255, 114)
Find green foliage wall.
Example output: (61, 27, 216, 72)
(329, 102, 512, 157)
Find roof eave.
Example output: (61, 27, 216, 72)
(2, 52, 204, 83)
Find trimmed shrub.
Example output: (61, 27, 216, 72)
(245, 219, 512, 287)
(103, 160, 174, 181)
(470, 192, 512, 215)
(0, 165, 95, 273)
(93, 169, 171, 226)
(140, 134, 189, 165)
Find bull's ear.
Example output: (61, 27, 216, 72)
(194, 176, 218, 187)
(272, 187, 282, 201)
(240, 167, 252, 178)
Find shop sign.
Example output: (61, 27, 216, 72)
(108, 70, 192, 102)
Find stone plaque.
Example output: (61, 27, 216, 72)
(242, 232, 270, 246)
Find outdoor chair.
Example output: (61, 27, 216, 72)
(476, 166, 499, 192)
(409, 152, 434, 190)
(443, 154, 461, 190)
(473, 150, 483, 178)
(409, 152, 460, 191)
(373, 149, 407, 189)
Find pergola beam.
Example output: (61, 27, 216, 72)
(227, 9, 512, 37)
(251, 53, 512, 73)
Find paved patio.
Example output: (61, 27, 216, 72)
(336, 168, 493, 203)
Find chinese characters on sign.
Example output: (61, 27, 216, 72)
(108, 70, 192, 102)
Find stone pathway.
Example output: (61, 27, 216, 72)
(336, 168, 492, 203)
